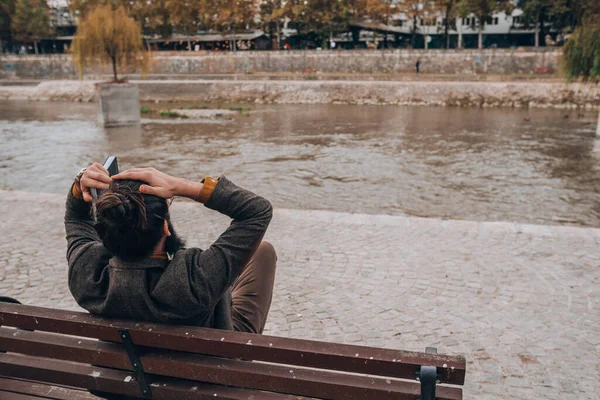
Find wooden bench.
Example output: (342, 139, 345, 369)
(0, 303, 466, 399)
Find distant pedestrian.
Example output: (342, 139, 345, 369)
(416, 59, 421, 74)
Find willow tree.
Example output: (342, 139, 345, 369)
(71, 4, 150, 81)
(562, 15, 600, 135)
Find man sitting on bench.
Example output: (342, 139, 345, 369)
(65, 163, 276, 334)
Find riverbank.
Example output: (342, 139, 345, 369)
(1, 79, 598, 109)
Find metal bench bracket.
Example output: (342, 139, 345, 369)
(417, 347, 439, 400)
(118, 329, 152, 399)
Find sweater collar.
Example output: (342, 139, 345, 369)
(110, 256, 170, 270)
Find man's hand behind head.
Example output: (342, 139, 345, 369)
(113, 167, 181, 199)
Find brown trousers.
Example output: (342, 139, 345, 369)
(231, 241, 277, 334)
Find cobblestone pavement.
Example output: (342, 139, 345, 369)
(0, 190, 598, 399)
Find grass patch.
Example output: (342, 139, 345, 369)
(229, 106, 250, 112)
(140, 107, 151, 114)
(160, 110, 188, 118)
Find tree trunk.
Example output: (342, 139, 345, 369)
(112, 56, 118, 82)
(444, 6, 450, 49)
(187, 39, 192, 51)
(33, 40, 38, 54)
(458, 20, 463, 49)
(534, 9, 540, 47)
(478, 23, 483, 49)
(351, 27, 360, 48)
(231, 25, 236, 53)
(276, 22, 281, 50)
(411, 16, 417, 48)
(538, 9, 546, 46)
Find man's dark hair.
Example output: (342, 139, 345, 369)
(95, 180, 184, 261)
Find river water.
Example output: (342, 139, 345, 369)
(1, 100, 598, 227)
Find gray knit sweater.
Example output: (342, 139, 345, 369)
(65, 177, 272, 330)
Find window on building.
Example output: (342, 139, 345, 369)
(396, 20, 403, 27)
(513, 16, 521, 24)
(494, 17, 499, 25)
(420, 18, 424, 26)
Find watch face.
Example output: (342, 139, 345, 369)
(75, 168, 87, 183)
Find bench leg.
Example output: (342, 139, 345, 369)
(418, 347, 438, 400)
(119, 329, 152, 399)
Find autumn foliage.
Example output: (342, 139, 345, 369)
(71, 4, 150, 81)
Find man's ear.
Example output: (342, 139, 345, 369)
(163, 220, 171, 237)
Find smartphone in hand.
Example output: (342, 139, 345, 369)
(91, 156, 119, 206)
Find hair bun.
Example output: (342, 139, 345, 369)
(114, 193, 129, 220)
(96, 193, 128, 227)
(96, 189, 148, 231)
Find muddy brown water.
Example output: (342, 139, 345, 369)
(1, 100, 598, 227)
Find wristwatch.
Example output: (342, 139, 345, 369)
(197, 176, 219, 203)
(72, 168, 87, 199)
(74, 168, 87, 185)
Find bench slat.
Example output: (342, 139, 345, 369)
(0, 303, 466, 385)
(0, 354, 306, 400)
(0, 378, 98, 400)
(0, 327, 462, 400)
(0, 390, 47, 399)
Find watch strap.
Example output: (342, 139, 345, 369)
(197, 176, 218, 203)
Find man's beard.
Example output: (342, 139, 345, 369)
(165, 221, 186, 255)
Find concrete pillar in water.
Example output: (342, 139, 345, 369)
(97, 83, 141, 127)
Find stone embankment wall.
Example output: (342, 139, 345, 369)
(1, 80, 597, 109)
(138, 80, 598, 108)
(0, 48, 561, 79)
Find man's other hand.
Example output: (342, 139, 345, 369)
(113, 167, 205, 201)
(112, 167, 180, 199)
(79, 162, 112, 203)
